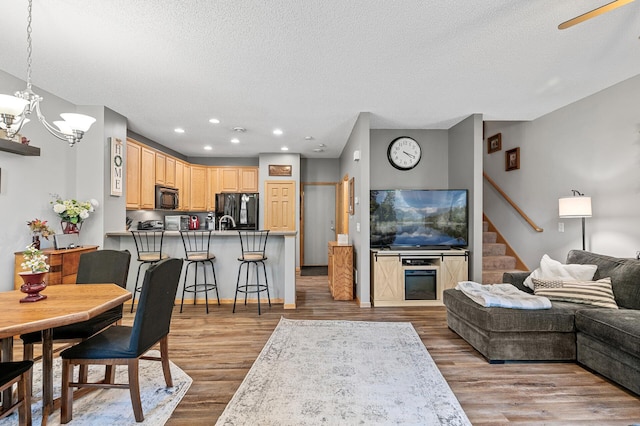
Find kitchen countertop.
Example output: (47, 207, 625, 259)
(105, 230, 297, 237)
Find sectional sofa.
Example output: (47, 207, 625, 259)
(443, 250, 640, 395)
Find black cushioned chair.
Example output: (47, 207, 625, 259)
(130, 230, 168, 313)
(20, 249, 131, 388)
(0, 361, 33, 426)
(233, 230, 271, 315)
(60, 257, 183, 423)
(179, 230, 219, 313)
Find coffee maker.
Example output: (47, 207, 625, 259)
(206, 212, 215, 230)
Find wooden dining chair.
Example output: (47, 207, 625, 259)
(0, 361, 33, 426)
(20, 250, 131, 372)
(59, 257, 183, 423)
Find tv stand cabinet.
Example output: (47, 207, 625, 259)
(370, 248, 468, 307)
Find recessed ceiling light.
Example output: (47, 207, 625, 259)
(204, 145, 213, 151)
(174, 128, 185, 134)
(233, 127, 246, 132)
(209, 118, 220, 124)
(313, 148, 324, 152)
(273, 128, 283, 136)
(318, 143, 326, 147)
(281, 146, 289, 151)
(231, 138, 240, 144)
(305, 136, 313, 140)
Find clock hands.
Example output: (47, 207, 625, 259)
(403, 150, 415, 159)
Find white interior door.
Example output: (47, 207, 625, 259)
(303, 184, 336, 266)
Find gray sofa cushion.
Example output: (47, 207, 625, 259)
(566, 250, 640, 310)
(575, 309, 640, 356)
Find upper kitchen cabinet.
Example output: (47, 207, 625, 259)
(207, 168, 219, 210)
(190, 166, 208, 211)
(183, 163, 191, 211)
(140, 145, 156, 209)
(155, 152, 166, 185)
(219, 167, 239, 192)
(165, 156, 176, 187)
(239, 167, 259, 192)
(126, 139, 141, 209)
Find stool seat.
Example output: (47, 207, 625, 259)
(139, 253, 169, 262)
(180, 230, 219, 314)
(234, 230, 271, 315)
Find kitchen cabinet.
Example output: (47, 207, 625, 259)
(219, 167, 239, 192)
(126, 139, 141, 209)
(207, 167, 219, 210)
(14, 245, 99, 289)
(328, 242, 353, 300)
(140, 146, 156, 209)
(239, 167, 259, 192)
(190, 166, 207, 211)
(165, 156, 176, 187)
(155, 152, 166, 184)
(183, 163, 191, 211)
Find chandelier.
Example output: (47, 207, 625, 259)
(0, 0, 95, 147)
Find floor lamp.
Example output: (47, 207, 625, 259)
(559, 190, 592, 250)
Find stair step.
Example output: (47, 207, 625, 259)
(483, 255, 516, 270)
(483, 243, 506, 256)
(483, 231, 497, 244)
(483, 221, 488, 232)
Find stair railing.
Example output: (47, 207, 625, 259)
(483, 172, 543, 232)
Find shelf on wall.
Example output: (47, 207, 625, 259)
(0, 138, 41, 156)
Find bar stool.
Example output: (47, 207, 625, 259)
(130, 230, 168, 312)
(179, 230, 219, 313)
(234, 230, 271, 315)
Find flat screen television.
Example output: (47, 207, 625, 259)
(370, 189, 468, 249)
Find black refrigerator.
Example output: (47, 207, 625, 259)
(214, 193, 259, 230)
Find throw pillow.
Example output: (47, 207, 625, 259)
(532, 277, 618, 309)
(523, 254, 597, 290)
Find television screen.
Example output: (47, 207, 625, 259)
(370, 189, 468, 249)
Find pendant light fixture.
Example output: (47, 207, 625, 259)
(0, 0, 95, 147)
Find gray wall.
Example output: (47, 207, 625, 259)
(483, 73, 640, 269)
(301, 158, 340, 182)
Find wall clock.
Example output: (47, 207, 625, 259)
(387, 136, 421, 170)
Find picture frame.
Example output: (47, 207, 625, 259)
(110, 137, 123, 196)
(487, 133, 502, 154)
(269, 164, 292, 176)
(505, 147, 520, 171)
(348, 177, 355, 215)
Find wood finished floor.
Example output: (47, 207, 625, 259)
(34, 274, 640, 425)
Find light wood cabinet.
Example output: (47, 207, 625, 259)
(207, 168, 219, 210)
(328, 242, 353, 300)
(219, 167, 239, 192)
(165, 156, 176, 187)
(264, 180, 296, 231)
(239, 167, 259, 192)
(190, 166, 208, 211)
(140, 146, 156, 209)
(183, 163, 191, 211)
(126, 140, 141, 209)
(14, 245, 99, 289)
(371, 249, 468, 307)
(155, 152, 166, 184)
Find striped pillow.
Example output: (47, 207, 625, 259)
(532, 277, 618, 309)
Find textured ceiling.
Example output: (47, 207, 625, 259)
(1, 1, 639, 158)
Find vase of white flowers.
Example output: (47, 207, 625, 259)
(51, 196, 99, 234)
(19, 244, 50, 303)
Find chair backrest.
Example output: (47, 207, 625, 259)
(179, 230, 212, 259)
(76, 249, 131, 288)
(130, 230, 165, 261)
(128, 258, 183, 356)
(238, 230, 269, 260)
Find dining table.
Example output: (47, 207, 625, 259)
(0, 284, 132, 420)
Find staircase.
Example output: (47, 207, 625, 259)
(482, 218, 528, 284)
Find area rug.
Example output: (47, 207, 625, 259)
(216, 318, 470, 425)
(0, 350, 192, 425)
(300, 266, 328, 276)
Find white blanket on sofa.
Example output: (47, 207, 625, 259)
(455, 281, 552, 309)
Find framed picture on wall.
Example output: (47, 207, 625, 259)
(348, 177, 355, 215)
(269, 164, 292, 176)
(505, 147, 520, 171)
(488, 133, 502, 154)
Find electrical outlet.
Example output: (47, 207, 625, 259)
(558, 222, 564, 232)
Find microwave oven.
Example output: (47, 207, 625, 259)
(155, 185, 179, 210)
(165, 215, 190, 231)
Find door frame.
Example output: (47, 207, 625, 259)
(300, 181, 337, 266)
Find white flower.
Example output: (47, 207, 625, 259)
(90, 199, 99, 208)
(79, 210, 90, 220)
(53, 204, 66, 214)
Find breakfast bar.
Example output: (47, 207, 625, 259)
(104, 230, 298, 309)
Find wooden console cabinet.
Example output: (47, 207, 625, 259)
(371, 248, 468, 307)
(328, 242, 353, 300)
(13, 245, 99, 289)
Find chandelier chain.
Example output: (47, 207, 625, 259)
(26, 0, 33, 91)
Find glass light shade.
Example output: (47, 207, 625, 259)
(0, 94, 29, 116)
(53, 120, 74, 135)
(559, 196, 592, 218)
(59, 113, 96, 132)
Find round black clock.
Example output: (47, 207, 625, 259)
(387, 136, 421, 170)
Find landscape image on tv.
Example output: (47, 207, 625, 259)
(370, 189, 468, 249)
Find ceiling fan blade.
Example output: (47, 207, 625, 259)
(558, 0, 636, 29)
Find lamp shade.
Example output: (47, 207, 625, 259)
(559, 196, 592, 218)
(0, 94, 29, 116)
(59, 113, 96, 132)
